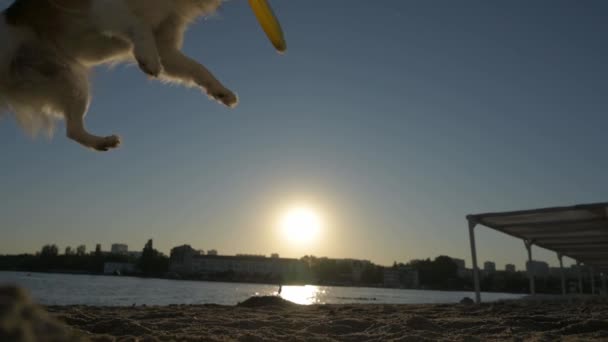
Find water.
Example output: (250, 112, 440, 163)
(0, 271, 524, 306)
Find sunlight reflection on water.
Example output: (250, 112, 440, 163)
(279, 285, 325, 305)
(0, 271, 525, 306)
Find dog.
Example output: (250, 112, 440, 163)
(0, 0, 239, 151)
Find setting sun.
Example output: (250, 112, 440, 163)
(280, 207, 322, 244)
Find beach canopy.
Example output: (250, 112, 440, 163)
(468, 202, 608, 273)
(467, 202, 608, 302)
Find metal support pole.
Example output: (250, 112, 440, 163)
(525, 240, 535, 295)
(591, 268, 596, 295)
(577, 261, 583, 294)
(468, 220, 481, 304)
(558, 253, 566, 295)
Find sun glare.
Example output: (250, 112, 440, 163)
(280, 207, 322, 244)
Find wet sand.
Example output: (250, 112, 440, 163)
(3, 286, 608, 341)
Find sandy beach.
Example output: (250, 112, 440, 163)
(3, 286, 608, 341)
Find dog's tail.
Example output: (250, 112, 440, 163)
(0, 13, 60, 138)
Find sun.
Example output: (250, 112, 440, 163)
(280, 207, 322, 244)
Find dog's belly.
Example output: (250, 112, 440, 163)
(64, 31, 132, 66)
(90, 0, 173, 30)
(37, 17, 131, 68)
(126, 0, 173, 27)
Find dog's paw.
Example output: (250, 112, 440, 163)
(206, 86, 238, 108)
(137, 56, 162, 77)
(93, 135, 121, 152)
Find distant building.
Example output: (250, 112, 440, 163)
(505, 264, 516, 272)
(383, 266, 419, 288)
(103, 262, 135, 275)
(111, 244, 128, 255)
(483, 261, 496, 274)
(339, 259, 372, 283)
(526, 260, 549, 276)
(236, 254, 266, 258)
(383, 269, 400, 288)
(549, 266, 577, 277)
(549, 267, 561, 276)
(128, 251, 142, 258)
(169, 245, 308, 281)
(450, 258, 467, 277)
(460, 268, 473, 279)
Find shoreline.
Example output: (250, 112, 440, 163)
(1, 270, 533, 296)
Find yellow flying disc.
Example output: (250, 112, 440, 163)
(249, 0, 287, 53)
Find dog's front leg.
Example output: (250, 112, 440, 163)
(158, 49, 238, 108)
(126, 22, 162, 77)
(92, 2, 161, 76)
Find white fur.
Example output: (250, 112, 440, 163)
(0, 0, 237, 151)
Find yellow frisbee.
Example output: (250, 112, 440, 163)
(249, 0, 287, 53)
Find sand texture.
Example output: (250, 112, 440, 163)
(49, 296, 608, 342)
(2, 286, 608, 342)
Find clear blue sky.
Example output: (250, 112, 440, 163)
(1, 0, 607, 270)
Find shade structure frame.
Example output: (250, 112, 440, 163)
(467, 202, 608, 303)
(468, 202, 608, 274)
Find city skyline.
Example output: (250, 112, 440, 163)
(1, 1, 607, 272)
(15, 238, 578, 271)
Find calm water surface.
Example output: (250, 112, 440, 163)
(0, 271, 524, 306)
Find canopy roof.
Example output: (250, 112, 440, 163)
(467, 202, 608, 273)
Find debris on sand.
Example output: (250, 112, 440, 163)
(459, 297, 475, 305)
(237, 296, 298, 308)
